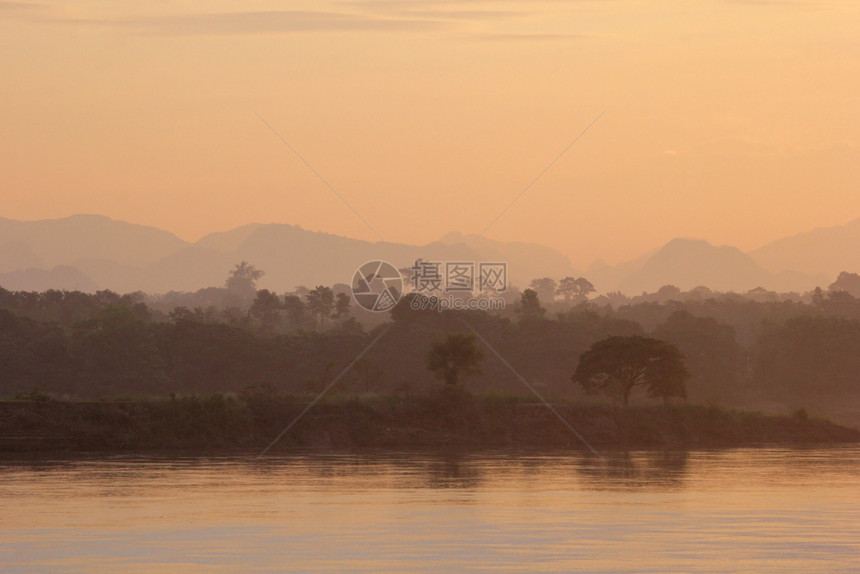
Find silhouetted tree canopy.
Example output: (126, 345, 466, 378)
(529, 278, 557, 304)
(653, 310, 743, 403)
(3, 278, 860, 424)
(753, 315, 860, 407)
(225, 261, 264, 300)
(306, 286, 335, 331)
(556, 277, 596, 304)
(829, 272, 860, 298)
(426, 332, 484, 387)
(282, 294, 310, 331)
(249, 289, 282, 333)
(573, 335, 689, 406)
(333, 292, 351, 320)
(518, 288, 545, 323)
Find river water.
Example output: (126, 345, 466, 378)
(1, 447, 858, 573)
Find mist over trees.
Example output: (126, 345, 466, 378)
(9, 213, 860, 298)
(2, 262, 860, 426)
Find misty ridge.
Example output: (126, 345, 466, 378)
(4, 212, 860, 431)
(2, 213, 859, 296)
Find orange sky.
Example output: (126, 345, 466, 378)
(1, 0, 858, 268)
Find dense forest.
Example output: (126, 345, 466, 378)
(2, 266, 860, 428)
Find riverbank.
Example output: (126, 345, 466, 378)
(1, 394, 857, 453)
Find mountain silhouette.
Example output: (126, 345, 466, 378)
(437, 232, 578, 285)
(0, 214, 187, 269)
(586, 250, 656, 293)
(750, 217, 860, 279)
(0, 216, 574, 293)
(0, 265, 98, 292)
(0, 214, 843, 295)
(619, 238, 773, 293)
(0, 241, 45, 274)
(196, 223, 265, 253)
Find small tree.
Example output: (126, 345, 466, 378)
(529, 277, 558, 304)
(426, 332, 484, 387)
(306, 285, 335, 331)
(518, 288, 545, 323)
(282, 294, 309, 331)
(333, 292, 351, 321)
(572, 335, 689, 406)
(225, 261, 264, 300)
(556, 276, 596, 304)
(248, 289, 282, 333)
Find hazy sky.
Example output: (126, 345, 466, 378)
(2, 0, 858, 267)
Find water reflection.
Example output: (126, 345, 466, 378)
(246, 449, 688, 492)
(0, 449, 687, 493)
(246, 450, 487, 491)
(2, 446, 856, 496)
(575, 450, 689, 490)
(1, 447, 859, 573)
(420, 453, 483, 489)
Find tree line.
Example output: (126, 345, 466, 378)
(2, 264, 860, 419)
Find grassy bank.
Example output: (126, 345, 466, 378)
(1, 393, 857, 453)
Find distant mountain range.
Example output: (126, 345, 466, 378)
(0, 215, 576, 294)
(748, 218, 860, 279)
(589, 238, 827, 294)
(1, 214, 856, 295)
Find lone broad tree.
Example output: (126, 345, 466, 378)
(572, 335, 689, 406)
(426, 332, 484, 387)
